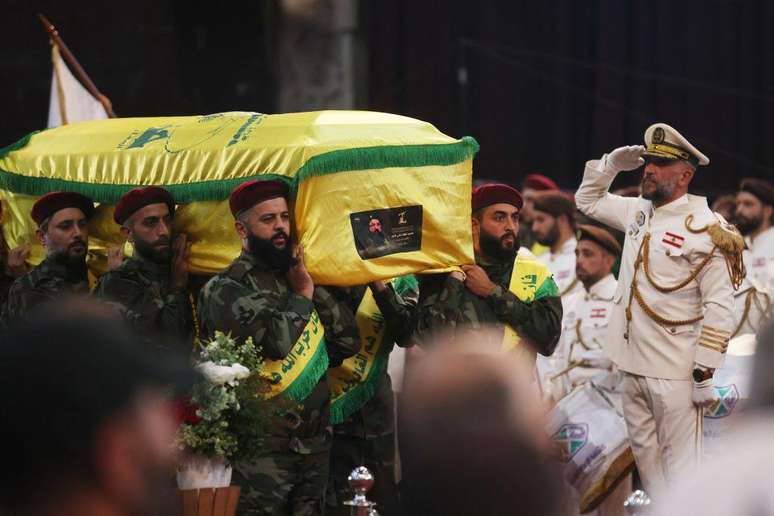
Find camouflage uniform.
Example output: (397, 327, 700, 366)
(198, 251, 354, 516)
(4, 257, 89, 322)
(317, 283, 418, 516)
(93, 254, 194, 353)
(415, 253, 562, 356)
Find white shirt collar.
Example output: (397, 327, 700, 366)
(587, 273, 616, 298)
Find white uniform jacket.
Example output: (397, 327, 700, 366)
(537, 237, 583, 298)
(576, 157, 736, 379)
(744, 226, 774, 297)
(554, 273, 617, 389)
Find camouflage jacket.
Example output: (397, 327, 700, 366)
(4, 256, 90, 323)
(415, 253, 562, 356)
(197, 251, 330, 454)
(317, 281, 418, 438)
(93, 254, 194, 353)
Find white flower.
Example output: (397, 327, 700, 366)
(197, 361, 251, 386)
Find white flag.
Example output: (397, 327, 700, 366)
(47, 44, 108, 128)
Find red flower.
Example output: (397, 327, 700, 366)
(170, 397, 202, 426)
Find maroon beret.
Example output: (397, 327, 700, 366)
(113, 186, 176, 225)
(31, 192, 95, 226)
(577, 224, 622, 256)
(532, 191, 576, 219)
(740, 177, 774, 207)
(472, 183, 524, 212)
(229, 180, 289, 217)
(523, 174, 559, 192)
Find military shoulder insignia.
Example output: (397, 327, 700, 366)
(635, 210, 646, 226)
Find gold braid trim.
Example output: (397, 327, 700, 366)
(731, 288, 755, 339)
(560, 276, 580, 297)
(626, 235, 704, 327)
(574, 319, 591, 351)
(686, 214, 746, 290)
(732, 288, 774, 338)
(189, 292, 200, 343)
(640, 234, 713, 293)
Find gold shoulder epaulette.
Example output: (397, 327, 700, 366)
(685, 214, 746, 289)
(706, 220, 745, 255)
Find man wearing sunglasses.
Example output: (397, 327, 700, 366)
(575, 123, 743, 497)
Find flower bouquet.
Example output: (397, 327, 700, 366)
(175, 331, 276, 491)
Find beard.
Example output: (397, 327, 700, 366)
(735, 213, 763, 236)
(50, 241, 88, 278)
(134, 236, 173, 265)
(247, 230, 296, 272)
(640, 175, 677, 204)
(480, 229, 519, 263)
(535, 221, 560, 247)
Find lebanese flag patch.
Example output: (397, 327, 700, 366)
(662, 231, 685, 249)
(590, 308, 606, 318)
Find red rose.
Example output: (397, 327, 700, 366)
(170, 397, 202, 425)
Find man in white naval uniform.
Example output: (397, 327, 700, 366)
(736, 177, 774, 296)
(550, 224, 622, 398)
(575, 123, 744, 496)
(532, 191, 584, 298)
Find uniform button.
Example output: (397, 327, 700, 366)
(670, 328, 676, 334)
(623, 333, 628, 339)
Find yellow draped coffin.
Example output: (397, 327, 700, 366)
(0, 111, 477, 284)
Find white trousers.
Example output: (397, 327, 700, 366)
(621, 372, 703, 497)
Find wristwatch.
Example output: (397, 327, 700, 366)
(692, 367, 714, 382)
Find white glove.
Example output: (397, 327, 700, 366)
(692, 378, 719, 408)
(577, 349, 612, 370)
(605, 145, 645, 173)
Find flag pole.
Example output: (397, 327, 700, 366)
(37, 13, 117, 118)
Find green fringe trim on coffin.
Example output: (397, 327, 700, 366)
(281, 338, 330, 404)
(293, 136, 480, 191)
(330, 348, 389, 425)
(0, 169, 294, 204)
(0, 136, 479, 203)
(0, 130, 41, 160)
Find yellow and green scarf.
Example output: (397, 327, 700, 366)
(328, 275, 417, 424)
(501, 253, 559, 360)
(261, 310, 329, 403)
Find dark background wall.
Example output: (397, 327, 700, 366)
(368, 0, 774, 195)
(3, 1, 772, 198)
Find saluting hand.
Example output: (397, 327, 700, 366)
(6, 243, 30, 278)
(460, 265, 496, 297)
(606, 145, 645, 173)
(287, 244, 314, 300)
(171, 233, 191, 292)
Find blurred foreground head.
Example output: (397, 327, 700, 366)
(0, 299, 196, 516)
(401, 331, 564, 516)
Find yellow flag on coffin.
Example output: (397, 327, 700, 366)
(0, 111, 476, 283)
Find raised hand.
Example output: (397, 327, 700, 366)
(6, 243, 30, 277)
(460, 264, 496, 297)
(171, 233, 191, 292)
(606, 145, 645, 173)
(106, 242, 125, 271)
(286, 245, 314, 300)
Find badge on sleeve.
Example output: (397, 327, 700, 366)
(636, 211, 646, 226)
